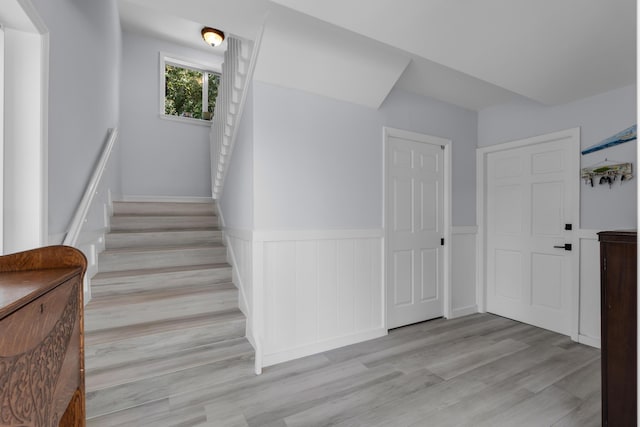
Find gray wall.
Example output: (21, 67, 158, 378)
(478, 84, 637, 229)
(380, 89, 478, 226)
(119, 30, 222, 198)
(32, 0, 122, 237)
(219, 83, 255, 229)
(249, 82, 478, 230)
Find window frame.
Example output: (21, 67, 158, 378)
(159, 52, 222, 126)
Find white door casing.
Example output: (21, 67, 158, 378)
(384, 127, 451, 329)
(477, 128, 580, 338)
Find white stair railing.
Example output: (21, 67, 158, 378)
(210, 36, 257, 199)
(64, 128, 118, 247)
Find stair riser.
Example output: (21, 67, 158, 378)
(98, 247, 226, 273)
(85, 289, 238, 332)
(85, 319, 245, 372)
(105, 230, 223, 249)
(91, 268, 232, 297)
(110, 216, 218, 231)
(113, 202, 216, 217)
(86, 353, 254, 419)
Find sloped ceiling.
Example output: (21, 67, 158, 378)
(118, 0, 636, 110)
(253, 6, 411, 108)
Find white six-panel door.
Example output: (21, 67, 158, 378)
(386, 133, 444, 329)
(485, 135, 577, 335)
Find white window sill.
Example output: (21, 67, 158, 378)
(159, 113, 213, 127)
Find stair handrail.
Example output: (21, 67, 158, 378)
(63, 127, 118, 247)
(210, 29, 262, 199)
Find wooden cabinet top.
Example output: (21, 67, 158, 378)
(0, 245, 87, 320)
(599, 230, 637, 243)
(0, 267, 83, 319)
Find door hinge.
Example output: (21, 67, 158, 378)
(603, 257, 607, 271)
(441, 238, 445, 246)
(441, 145, 445, 150)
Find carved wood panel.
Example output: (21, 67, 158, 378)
(0, 281, 79, 427)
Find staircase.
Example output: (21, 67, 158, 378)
(84, 201, 253, 422)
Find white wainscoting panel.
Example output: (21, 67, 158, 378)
(258, 230, 385, 367)
(578, 230, 601, 348)
(451, 226, 478, 318)
(225, 228, 253, 321)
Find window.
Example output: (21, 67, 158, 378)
(160, 54, 221, 122)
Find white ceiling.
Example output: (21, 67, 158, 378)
(1, 0, 41, 33)
(118, 0, 636, 110)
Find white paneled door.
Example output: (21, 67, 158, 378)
(386, 132, 444, 329)
(486, 135, 577, 335)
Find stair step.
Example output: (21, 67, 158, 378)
(105, 229, 222, 249)
(110, 215, 218, 232)
(84, 284, 238, 332)
(98, 245, 226, 273)
(112, 201, 217, 217)
(86, 336, 252, 391)
(91, 263, 232, 297)
(85, 338, 254, 419)
(85, 309, 244, 346)
(85, 200, 251, 421)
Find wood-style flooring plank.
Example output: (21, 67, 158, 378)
(283, 369, 442, 427)
(475, 385, 582, 427)
(91, 314, 601, 426)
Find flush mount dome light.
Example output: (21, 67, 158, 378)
(201, 27, 225, 47)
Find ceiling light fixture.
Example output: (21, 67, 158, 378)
(201, 27, 225, 47)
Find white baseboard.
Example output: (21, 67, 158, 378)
(262, 328, 387, 367)
(74, 229, 107, 305)
(120, 195, 214, 203)
(450, 305, 478, 318)
(577, 334, 601, 349)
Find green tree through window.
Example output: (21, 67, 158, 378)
(165, 64, 219, 120)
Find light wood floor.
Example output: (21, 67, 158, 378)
(88, 313, 601, 427)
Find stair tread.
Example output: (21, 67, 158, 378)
(85, 309, 245, 346)
(85, 200, 250, 417)
(101, 243, 225, 254)
(92, 263, 231, 281)
(107, 228, 221, 235)
(112, 214, 217, 219)
(86, 337, 253, 391)
(86, 282, 237, 307)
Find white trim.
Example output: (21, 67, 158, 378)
(382, 126, 453, 324)
(0, 27, 4, 253)
(252, 239, 264, 375)
(64, 128, 118, 247)
(160, 51, 222, 73)
(262, 328, 387, 367)
(120, 195, 214, 203)
(214, 31, 263, 199)
(253, 228, 383, 242)
(224, 227, 253, 241)
(158, 113, 213, 127)
(40, 29, 49, 245)
(16, 0, 48, 33)
(159, 51, 222, 119)
(476, 127, 581, 339)
(452, 226, 478, 235)
(578, 334, 601, 349)
(576, 228, 601, 349)
(451, 304, 478, 318)
(224, 232, 250, 320)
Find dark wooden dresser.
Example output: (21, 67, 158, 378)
(599, 230, 637, 426)
(0, 246, 87, 427)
